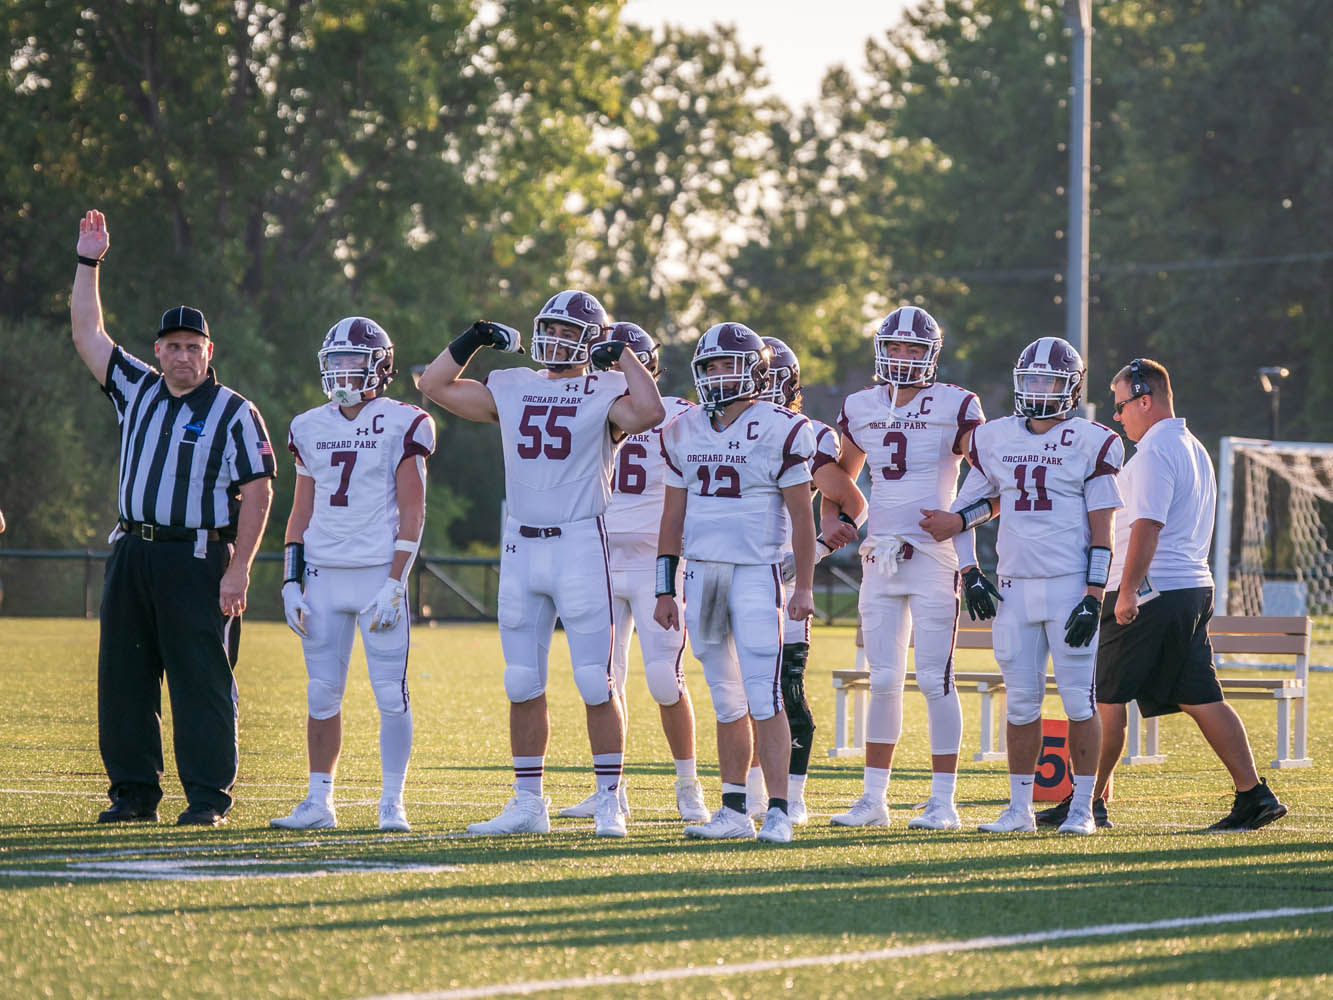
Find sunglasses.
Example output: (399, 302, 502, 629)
(1113, 390, 1151, 417)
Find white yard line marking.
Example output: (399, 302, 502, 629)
(0, 858, 461, 882)
(355, 905, 1333, 1000)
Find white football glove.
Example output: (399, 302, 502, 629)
(361, 578, 407, 632)
(474, 320, 524, 354)
(281, 581, 311, 638)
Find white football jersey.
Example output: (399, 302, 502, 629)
(606, 395, 695, 538)
(485, 365, 627, 525)
(838, 382, 983, 556)
(955, 414, 1124, 579)
(289, 397, 436, 568)
(661, 400, 815, 565)
(780, 415, 840, 553)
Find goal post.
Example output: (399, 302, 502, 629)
(1214, 436, 1333, 622)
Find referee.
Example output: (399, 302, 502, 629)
(1089, 358, 1285, 831)
(71, 209, 276, 827)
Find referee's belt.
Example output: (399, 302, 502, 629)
(119, 519, 224, 543)
(518, 525, 562, 539)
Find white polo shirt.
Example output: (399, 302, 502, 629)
(1108, 417, 1216, 593)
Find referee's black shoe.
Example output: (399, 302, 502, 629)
(176, 805, 228, 827)
(1034, 793, 1113, 829)
(97, 799, 158, 824)
(1205, 779, 1287, 832)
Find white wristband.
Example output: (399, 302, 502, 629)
(394, 537, 421, 581)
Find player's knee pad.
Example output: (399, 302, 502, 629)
(780, 643, 815, 739)
(572, 661, 614, 706)
(644, 660, 684, 707)
(1057, 674, 1097, 722)
(371, 676, 409, 716)
(1004, 681, 1044, 726)
(706, 678, 749, 724)
(744, 675, 781, 722)
(924, 687, 963, 755)
(306, 677, 345, 721)
(866, 663, 906, 744)
(503, 662, 545, 704)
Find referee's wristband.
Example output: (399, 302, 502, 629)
(77, 255, 102, 268)
(283, 542, 305, 585)
(1086, 545, 1112, 588)
(655, 554, 680, 597)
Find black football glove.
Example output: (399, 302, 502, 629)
(961, 567, 1002, 621)
(1064, 595, 1102, 647)
(589, 340, 627, 371)
(472, 320, 524, 354)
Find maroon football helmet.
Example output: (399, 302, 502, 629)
(531, 289, 609, 369)
(692, 323, 770, 413)
(874, 306, 942, 386)
(1013, 336, 1085, 418)
(319, 316, 395, 406)
(759, 337, 801, 407)
(604, 322, 659, 375)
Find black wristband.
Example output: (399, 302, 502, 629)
(1086, 545, 1112, 588)
(447, 323, 492, 366)
(283, 542, 305, 585)
(958, 498, 994, 531)
(77, 255, 102, 268)
(655, 554, 680, 597)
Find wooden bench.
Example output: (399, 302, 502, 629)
(830, 615, 1313, 769)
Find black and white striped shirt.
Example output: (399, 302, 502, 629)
(102, 346, 277, 530)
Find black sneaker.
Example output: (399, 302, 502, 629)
(1205, 779, 1287, 832)
(177, 806, 228, 827)
(1035, 794, 1071, 827)
(1092, 797, 1113, 829)
(97, 799, 158, 824)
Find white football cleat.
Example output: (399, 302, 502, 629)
(907, 798, 961, 831)
(757, 806, 794, 844)
(684, 806, 756, 840)
(270, 798, 336, 830)
(1058, 804, 1098, 836)
(978, 803, 1037, 833)
(560, 782, 630, 820)
(466, 790, 551, 835)
(592, 789, 628, 838)
(830, 793, 890, 827)
(557, 790, 597, 819)
(787, 797, 809, 826)
(675, 777, 710, 823)
(378, 799, 410, 832)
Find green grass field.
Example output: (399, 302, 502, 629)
(1, 618, 1330, 999)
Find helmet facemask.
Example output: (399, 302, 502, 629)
(320, 347, 389, 406)
(693, 352, 764, 415)
(1013, 368, 1082, 419)
(874, 335, 940, 386)
(532, 318, 600, 369)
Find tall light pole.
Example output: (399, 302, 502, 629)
(1065, 0, 1092, 415)
(1258, 366, 1290, 440)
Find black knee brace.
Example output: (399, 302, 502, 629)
(781, 642, 816, 773)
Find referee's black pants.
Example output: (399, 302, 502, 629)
(98, 534, 240, 815)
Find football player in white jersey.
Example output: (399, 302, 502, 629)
(418, 291, 665, 838)
(273, 316, 435, 833)
(750, 336, 866, 825)
(922, 336, 1123, 835)
(655, 323, 818, 844)
(828, 306, 988, 832)
(557, 322, 709, 824)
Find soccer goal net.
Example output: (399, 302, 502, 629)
(1214, 437, 1333, 666)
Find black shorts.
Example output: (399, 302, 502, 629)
(1095, 586, 1224, 717)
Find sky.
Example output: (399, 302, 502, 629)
(622, 0, 915, 110)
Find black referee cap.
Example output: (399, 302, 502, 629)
(157, 305, 210, 339)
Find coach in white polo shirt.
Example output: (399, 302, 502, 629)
(1092, 358, 1286, 831)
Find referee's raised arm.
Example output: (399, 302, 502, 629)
(71, 209, 115, 385)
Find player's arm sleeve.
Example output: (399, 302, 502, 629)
(953, 393, 984, 455)
(811, 424, 840, 474)
(100, 346, 151, 421)
(951, 463, 998, 513)
(777, 419, 816, 488)
(402, 410, 437, 460)
(836, 401, 861, 452)
(660, 423, 685, 489)
(287, 425, 313, 478)
(1084, 434, 1125, 512)
(229, 402, 279, 485)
